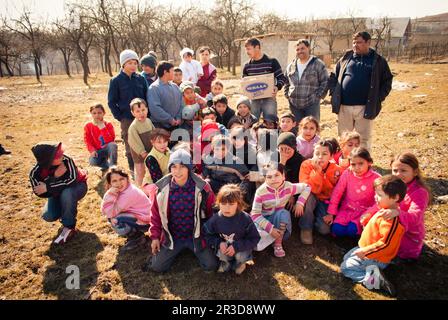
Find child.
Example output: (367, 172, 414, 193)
(101, 167, 151, 251)
(213, 94, 235, 129)
(197, 46, 217, 97)
(251, 162, 311, 257)
(279, 112, 298, 135)
(108, 49, 148, 173)
(144, 128, 171, 185)
(179, 47, 203, 85)
(230, 126, 257, 171)
(140, 52, 158, 88)
(203, 184, 260, 274)
(333, 131, 361, 170)
(296, 116, 320, 160)
(256, 128, 277, 175)
(230, 96, 258, 130)
(277, 132, 304, 183)
(340, 175, 407, 296)
(181, 81, 207, 108)
(173, 67, 183, 87)
(128, 98, 155, 186)
(206, 79, 224, 107)
(84, 103, 117, 172)
(298, 139, 342, 244)
(202, 135, 252, 205)
(29, 142, 88, 244)
(180, 81, 205, 132)
(327, 147, 381, 237)
(387, 153, 431, 261)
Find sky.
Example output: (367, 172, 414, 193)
(1, 0, 448, 21)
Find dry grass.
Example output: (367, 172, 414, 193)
(0, 63, 447, 300)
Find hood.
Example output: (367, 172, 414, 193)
(31, 142, 61, 169)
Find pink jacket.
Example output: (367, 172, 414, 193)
(328, 168, 381, 234)
(398, 179, 429, 259)
(296, 135, 320, 159)
(101, 183, 151, 225)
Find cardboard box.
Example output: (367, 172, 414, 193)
(241, 73, 275, 100)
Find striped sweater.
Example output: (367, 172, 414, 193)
(242, 54, 287, 90)
(251, 181, 311, 233)
(358, 205, 405, 263)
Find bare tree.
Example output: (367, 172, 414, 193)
(368, 16, 392, 52)
(315, 17, 347, 60)
(50, 24, 75, 77)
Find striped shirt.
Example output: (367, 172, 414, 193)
(242, 54, 287, 90)
(251, 181, 311, 233)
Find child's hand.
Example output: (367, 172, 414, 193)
(354, 248, 366, 259)
(340, 158, 350, 168)
(151, 239, 160, 255)
(380, 208, 400, 220)
(323, 214, 334, 225)
(311, 159, 323, 173)
(294, 203, 304, 217)
(33, 182, 47, 195)
(219, 242, 228, 254)
(140, 152, 148, 159)
(108, 187, 120, 195)
(54, 163, 67, 178)
(270, 228, 283, 240)
(225, 245, 236, 257)
(90, 151, 98, 158)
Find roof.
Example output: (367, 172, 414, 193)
(366, 17, 411, 38)
(234, 32, 316, 43)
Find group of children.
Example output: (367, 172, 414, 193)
(28, 48, 431, 297)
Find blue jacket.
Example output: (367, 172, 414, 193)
(107, 71, 148, 121)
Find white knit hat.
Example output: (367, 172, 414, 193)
(180, 47, 194, 58)
(120, 49, 139, 67)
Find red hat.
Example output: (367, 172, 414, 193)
(201, 122, 219, 142)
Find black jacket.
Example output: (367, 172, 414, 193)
(330, 49, 393, 120)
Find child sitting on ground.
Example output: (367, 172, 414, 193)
(213, 94, 235, 129)
(30, 142, 88, 245)
(84, 103, 117, 172)
(206, 79, 224, 107)
(327, 147, 381, 238)
(203, 184, 260, 274)
(144, 128, 171, 185)
(251, 162, 311, 257)
(101, 167, 151, 251)
(279, 112, 298, 135)
(128, 98, 155, 186)
(333, 131, 361, 170)
(340, 175, 407, 296)
(296, 116, 320, 159)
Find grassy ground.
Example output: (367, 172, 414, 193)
(0, 63, 447, 300)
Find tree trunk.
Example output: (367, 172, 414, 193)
(60, 49, 72, 77)
(99, 49, 105, 73)
(33, 56, 41, 83)
(232, 46, 238, 76)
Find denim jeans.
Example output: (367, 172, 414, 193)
(298, 194, 331, 235)
(150, 238, 218, 273)
(340, 246, 389, 283)
(289, 100, 321, 124)
(42, 182, 88, 228)
(89, 142, 118, 170)
(110, 215, 149, 238)
(250, 97, 277, 120)
(217, 249, 253, 271)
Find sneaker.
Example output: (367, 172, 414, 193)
(300, 229, 313, 245)
(379, 270, 397, 297)
(362, 265, 381, 290)
(54, 227, 77, 245)
(217, 261, 231, 273)
(0, 144, 11, 156)
(273, 244, 286, 258)
(122, 234, 147, 251)
(234, 263, 246, 275)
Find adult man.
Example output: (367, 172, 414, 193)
(147, 61, 184, 131)
(330, 31, 393, 151)
(242, 38, 287, 120)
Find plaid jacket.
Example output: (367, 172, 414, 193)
(284, 56, 329, 109)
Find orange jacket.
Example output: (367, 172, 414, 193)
(359, 207, 405, 264)
(299, 160, 342, 201)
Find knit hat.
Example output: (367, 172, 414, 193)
(236, 95, 251, 110)
(168, 148, 193, 172)
(180, 81, 195, 93)
(180, 47, 194, 58)
(148, 51, 158, 60)
(277, 132, 297, 149)
(140, 54, 157, 68)
(201, 122, 220, 141)
(120, 49, 139, 67)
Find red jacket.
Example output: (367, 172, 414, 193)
(197, 63, 217, 97)
(83, 121, 115, 153)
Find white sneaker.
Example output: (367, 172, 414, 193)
(362, 265, 381, 290)
(54, 227, 77, 245)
